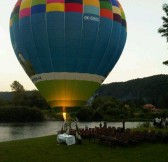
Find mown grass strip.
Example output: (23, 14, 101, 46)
(0, 135, 168, 162)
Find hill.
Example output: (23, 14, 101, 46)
(97, 74, 168, 108)
(0, 92, 13, 100)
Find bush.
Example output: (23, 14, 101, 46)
(77, 107, 93, 121)
(0, 106, 44, 122)
(90, 110, 103, 121)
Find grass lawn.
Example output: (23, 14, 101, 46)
(0, 135, 168, 162)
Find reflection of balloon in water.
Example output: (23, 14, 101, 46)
(10, 0, 127, 112)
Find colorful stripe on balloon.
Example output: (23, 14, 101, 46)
(65, 0, 83, 13)
(83, 0, 100, 16)
(46, 0, 64, 12)
(100, 0, 112, 20)
(10, 0, 22, 26)
(118, 1, 127, 28)
(19, 0, 31, 18)
(11, 0, 126, 27)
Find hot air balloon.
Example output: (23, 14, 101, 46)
(10, 0, 127, 115)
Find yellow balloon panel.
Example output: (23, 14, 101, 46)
(35, 80, 100, 107)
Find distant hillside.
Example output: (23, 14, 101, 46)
(0, 92, 13, 100)
(97, 74, 168, 108)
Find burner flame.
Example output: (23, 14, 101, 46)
(63, 112, 67, 121)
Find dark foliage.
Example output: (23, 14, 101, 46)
(91, 110, 103, 121)
(0, 106, 44, 122)
(77, 96, 126, 121)
(10, 81, 25, 92)
(77, 106, 93, 121)
(158, 4, 168, 42)
(11, 90, 49, 109)
(158, 3, 168, 65)
(163, 60, 168, 66)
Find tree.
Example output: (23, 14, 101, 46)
(158, 3, 168, 65)
(24, 90, 49, 109)
(10, 81, 25, 92)
(163, 60, 168, 65)
(10, 81, 25, 105)
(77, 106, 93, 121)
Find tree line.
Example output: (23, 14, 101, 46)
(0, 81, 48, 122)
(1, 74, 168, 122)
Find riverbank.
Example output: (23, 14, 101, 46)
(0, 135, 168, 162)
(43, 110, 154, 122)
(0, 121, 143, 142)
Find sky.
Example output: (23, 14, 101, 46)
(0, 0, 168, 91)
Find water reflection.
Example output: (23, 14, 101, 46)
(0, 121, 143, 142)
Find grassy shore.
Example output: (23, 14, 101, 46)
(0, 135, 168, 162)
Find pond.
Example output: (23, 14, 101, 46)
(0, 121, 144, 142)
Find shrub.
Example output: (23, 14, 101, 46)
(77, 107, 93, 121)
(0, 106, 44, 122)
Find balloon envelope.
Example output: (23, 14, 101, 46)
(10, 0, 127, 109)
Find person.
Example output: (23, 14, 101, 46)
(165, 117, 168, 128)
(99, 122, 102, 128)
(153, 118, 157, 128)
(155, 117, 160, 128)
(64, 122, 67, 132)
(122, 120, 125, 132)
(103, 121, 107, 128)
(159, 118, 163, 128)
